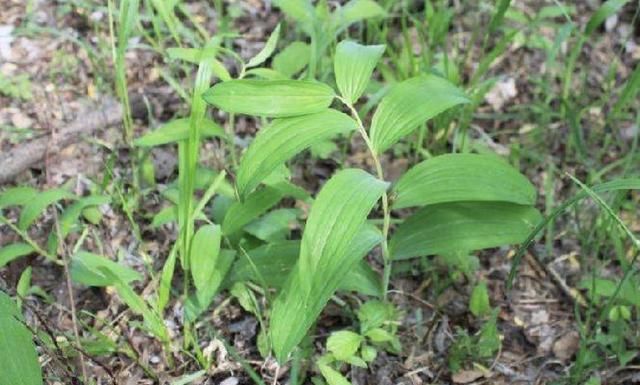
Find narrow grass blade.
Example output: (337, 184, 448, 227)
(134, 118, 225, 147)
(611, 62, 640, 117)
(507, 178, 640, 288)
(585, 0, 630, 37)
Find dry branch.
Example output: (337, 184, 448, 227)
(0, 97, 135, 184)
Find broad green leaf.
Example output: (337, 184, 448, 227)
(469, 281, 491, 317)
(390, 202, 542, 260)
(151, 206, 177, 228)
(71, 251, 142, 287)
(167, 47, 202, 64)
(244, 208, 299, 242)
(365, 327, 393, 342)
(203, 79, 334, 117)
(327, 331, 363, 361)
(245, 67, 289, 80)
(392, 154, 536, 209)
(267, 179, 312, 202)
(157, 246, 178, 314)
(334, 41, 385, 104)
(0, 243, 34, 268)
(341, 259, 382, 297)
(273, 0, 315, 30)
(319, 363, 352, 385)
(193, 168, 235, 198)
(270, 169, 388, 362)
(246, 24, 281, 68)
(48, 195, 110, 253)
(184, 249, 235, 321)
(357, 300, 396, 333)
(16, 267, 32, 310)
(190, 224, 222, 301)
(0, 187, 38, 209)
(369, 75, 469, 152)
(297, 173, 385, 287)
(225, 241, 299, 289)
(19, 188, 75, 230)
(237, 110, 357, 197)
(224, 235, 382, 296)
(134, 118, 225, 147)
(222, 186, 284, 235)
(333, 0, 386, 32)
(272, 41, 311, 78)
(585, 0, 630, 37)
(0, 291, 42, 385)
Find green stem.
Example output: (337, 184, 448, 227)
(341, 99, 392, 299)
(0, 215, 60, 264)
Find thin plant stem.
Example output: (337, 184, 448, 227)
(340, 97, 393, 299)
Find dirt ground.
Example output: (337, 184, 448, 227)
(1, 1, 639, 384)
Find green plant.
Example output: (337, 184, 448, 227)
(316, 300, 400, 385)
(0, 291, 42, 385)
(198, 37, 540, 373)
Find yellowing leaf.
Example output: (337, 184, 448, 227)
(203, 79, 335, 117)
(370, 75, 469, 153)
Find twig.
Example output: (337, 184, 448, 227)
(0, 95, 147, 184)
(525, 247, 587, 308)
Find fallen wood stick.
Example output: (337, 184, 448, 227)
(0, 97, 125, 184)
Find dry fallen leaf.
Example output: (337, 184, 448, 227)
(485, 77, 517, 110)
(553, 331, 580, 361)
(452, 369, 485, 384)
